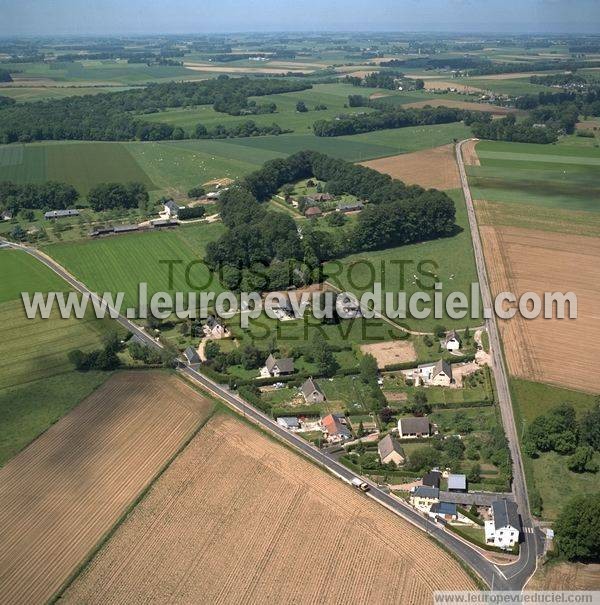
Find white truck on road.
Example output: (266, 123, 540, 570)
(351, 477, 370, 492)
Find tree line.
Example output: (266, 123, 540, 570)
(312, 105, 483, 137)
(205, 150, 457, 290)
(193, 120, 290, 139)
(0, 181, 79, 213)
(0, 76, 311, 143)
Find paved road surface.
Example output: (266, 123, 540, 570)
(1, 193, 541, 590)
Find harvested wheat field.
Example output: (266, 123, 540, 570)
(361, 144, 460, 190)
(528, 562, 600, 590)
(404, 99, 514, 116)
(480, 225, 600, 392)
(360, 339, 418, 368)
(62, 414, 476, 604)
(461, 139, 481, 166)
(0, 372, 213, 605)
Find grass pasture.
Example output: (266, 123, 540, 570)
(47, 222, 226, 308)
(468, 140, 600, 213)
(0, 141, 156, 195)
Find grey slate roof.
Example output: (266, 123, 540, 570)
(265, 353, 294, 374)
(301, 377, 325, 399)
(444, 330, 461, 344)
(337, 201, 364, 212)
(431, 501, 457, 516)
(44, 209, 80, 219)
(422, 471, 441, 488)
(433, 358, 452, 379)
(184, 346, 200, 365)
(277, 416, 300, 428)
(164, 200, 180, 212)
(399, 417, 431, 435)
(492, 499, 520, 531)
(413, 486, 439, 499)
(378, 434, 404, 461)
(113, 224, 140, 233)
(447, 474, 467, 491)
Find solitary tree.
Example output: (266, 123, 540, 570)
(555, 493, 600, 561)
(296, 100, 308, 113)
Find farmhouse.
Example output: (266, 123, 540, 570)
(447, 474, 467, 493)
(444, 330, 461, 352)
(262, 354, 294, 377)
(184, 346, 201, 366)
(276, 416, 300, 431)
(428, 501, 458, 521)
(305, 206, 323, 218)
(163, 199, 180, 218)
(203, 315, 228, 339)
(410, 485, 439, 511)
(484, 500, 521, 549)
(321, 413, 352, 443)
(378, 434, 405, 466)
(398, 417, 432, 439)
(44, 209, 80, 220)
(301, 377, 326, 404)
(307, 192, 334, 203)
(413, 359, 453, 387)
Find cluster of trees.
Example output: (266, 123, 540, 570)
(0, 69, 12, 82)
(205, 341, 266, 374)
(0, 76, 311, 143)
(313, 106, 481, 137)
(554, 493, 600, 562)
(68, 332, 121, 372)
(87, 182, 149, 212)
(345, 72, 397, 90)
(523, 403, 600, 474)
(194, 120, 289, 139)
(187, 186, 206, 198)
(178, 206, 205, 220)
(471, 114, 559, 144)
(0, 95, 15, 109)
(128, 340, 173, 366)
(529, 73, 587, 87)
(0, 180, 78, 212)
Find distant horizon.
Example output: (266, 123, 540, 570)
(2, 0, 599, 37)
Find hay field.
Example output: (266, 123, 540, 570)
(528, 563, 600, 590)
(62, 414, 476, 604)
(361, 144, 460, 190)
(0, 372, 214, 605)
(480, 225, 600, 392)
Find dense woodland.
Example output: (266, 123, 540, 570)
(0, 77, 311, 143)
(0, 181, 79, 212)
(206, 150, 456, 290)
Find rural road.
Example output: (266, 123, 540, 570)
(456, 138, 543, 580)
(1, 175, 541, 591)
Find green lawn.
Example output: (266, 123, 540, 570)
(468, 140, 600, 212)
(324, 189, 480, 332)
(46, 222, 226, 309)
(511, 378, 600, 520)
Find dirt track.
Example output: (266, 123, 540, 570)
(0, 372, 213, 605)
(361, 144, 460, 190)
(62, 414, 476, 604)
(479, 225, 600, 392)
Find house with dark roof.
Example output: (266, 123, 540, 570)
(163, 199, 180, 218)
(184, 346, 201, 366)
(409, 485, 439, 511)
(428, 501, 458, 521)
(422, 470, 441, 488)
(301, 378, 326, 403)
(378, 434, 405, 466)
(262, 353, 294, 377)
(276, 416, 300, 430)
(321, 413, 352, 443)
(485, 500, 521, 549)
(203, 315, 228, 339)
(307, 192, 334, 203)
(398, 417, 432, 439)
(304, 206, 322, 218)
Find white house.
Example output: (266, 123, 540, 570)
(484, 500, 521, 549)
(163, 199, 180, 218)
(409, 486, 439, 512)
(413, 359, 453, 387)
(203, 315, 228, 339)
(276, 416, 300, 431)
(444, 330, 461, 352)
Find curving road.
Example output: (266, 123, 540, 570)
(1, 170, 542, 591)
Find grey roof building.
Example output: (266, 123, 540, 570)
(412, 486, 439, 499)
(422, 470, 441, 488)
(184, 346, 201, 365)
(378, 434, 405, 465)
(301, 377, 325, 403)
(430, 502, 457, 517)
(492, 499, 520, 532)
(44, 209, 80, 219)
(447, 473, 467, 492)
(265, 353, 294, 376)
(398, 417, 432, 438)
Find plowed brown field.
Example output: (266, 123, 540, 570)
(361, 144, 460, 190)
(0, 372, 213, 605)
(62, 415, 477, 604)
(480, 226, 600, 392)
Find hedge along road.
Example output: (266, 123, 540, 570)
(0, 235, 537, 591)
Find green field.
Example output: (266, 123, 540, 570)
(460, 77, 552, 96)
(511, 378, 600, 520)
(0, 249, 116, 464)
(0, 141, 156, 195)
(324, 189, 480, 332)
(468, 140, 600, 212)
(46, 222, 226, 308)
